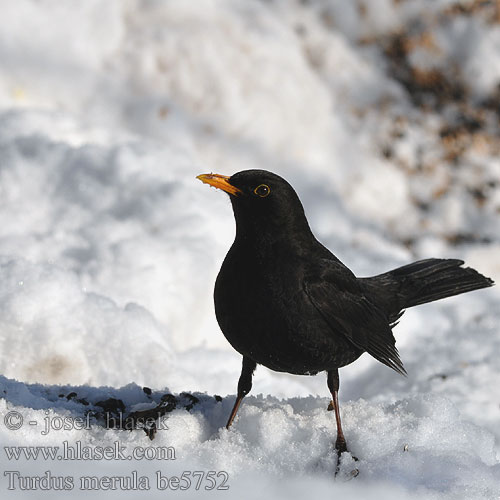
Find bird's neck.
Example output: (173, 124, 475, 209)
(233, 213, 317, 257)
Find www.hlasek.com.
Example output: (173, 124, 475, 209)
(4, 441, 176, 461)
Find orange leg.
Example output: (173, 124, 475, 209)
(327, 369, 348, 454)
(226, 357, 256, 429)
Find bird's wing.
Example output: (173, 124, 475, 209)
(304, 261, 407, 376)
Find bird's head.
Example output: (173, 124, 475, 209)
(197, 169, 312, 243)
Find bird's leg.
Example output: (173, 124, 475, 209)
(327, 369, 348, 455)
(225, 356, 256, 429)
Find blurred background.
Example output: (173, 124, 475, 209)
(1, 2, 500, 496)
(0, 0, 498, 401)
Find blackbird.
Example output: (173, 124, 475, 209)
(197, 169, 493, 466)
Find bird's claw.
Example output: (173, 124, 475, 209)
(335, 450, 359, 479)
(334, 439, 358, 478)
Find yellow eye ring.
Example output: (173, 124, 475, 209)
(254, 184, 271, 197)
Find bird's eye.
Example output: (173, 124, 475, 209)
(254, 184, 270, 198)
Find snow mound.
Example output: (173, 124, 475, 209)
(1, 376, 498, 499)
(0, 257, 173, 386)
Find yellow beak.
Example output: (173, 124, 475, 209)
(196, 173, 242, 196)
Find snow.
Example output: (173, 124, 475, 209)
(0, 0, 499, 498)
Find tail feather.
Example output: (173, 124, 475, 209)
(394, 258, 494, 308)
(361, 258, 494, 318)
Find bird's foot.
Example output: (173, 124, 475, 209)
(335, 454, 359, 480)
(334, 439, 359, 478)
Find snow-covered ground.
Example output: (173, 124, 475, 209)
(0, 0, 499, 498)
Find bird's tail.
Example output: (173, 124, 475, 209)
(375, 258, 494, 310)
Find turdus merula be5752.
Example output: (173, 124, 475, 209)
(197, 169, 493, 465)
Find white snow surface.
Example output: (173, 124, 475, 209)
(0, 1, 499, 498)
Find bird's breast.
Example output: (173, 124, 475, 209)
(214, 245, 361, 374)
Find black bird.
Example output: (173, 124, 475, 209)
(197, 169, 493, 465)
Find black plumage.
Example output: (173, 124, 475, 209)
(197, 169, 494, 468)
